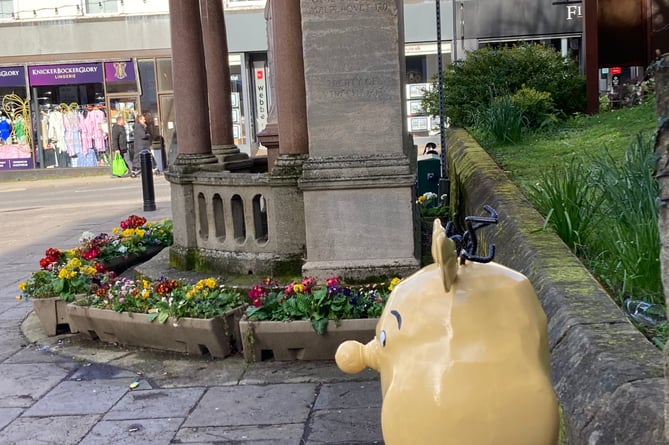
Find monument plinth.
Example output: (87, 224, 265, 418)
(299, 0, 419, 280)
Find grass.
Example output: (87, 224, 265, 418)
(472, 97, 665, 345)
(481, 100, 657, 190)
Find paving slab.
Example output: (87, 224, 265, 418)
(183, 383, 317, 427)
(0, 362, 71, 408)
(314, 381, 382, 410)
(241, 359, 379, 385)
(78, 417, 184, 445)
(68, 361, 140, 381)
(107, 350, 247, 388)
(174, 424, 305, 444)
(0, 305, 28, 322)
(0, 407, 23, 430)
(307, 407, 384, 444)
(3, 345, 81, 366)
(0, 414, 100, 445)
(105, 387, 206, 420)
(23, 379, 129, 416)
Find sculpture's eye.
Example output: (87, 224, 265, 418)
(379, 330, 387, 347)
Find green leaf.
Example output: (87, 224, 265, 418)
(147, 312, 159, 322)
(53, 278, 64, 293)
(157, 311, 170, 324)
(311, 317, 329, 335)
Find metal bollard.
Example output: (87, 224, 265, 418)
(139, 150, 156, 211)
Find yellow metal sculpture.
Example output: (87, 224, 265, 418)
(336, 216, 559, 445)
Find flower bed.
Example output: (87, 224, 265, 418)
(19, 215, 173, 336)
(240, 276, 400, 361)
(69, 276, 247, 356)
(67, 304, 243, 358)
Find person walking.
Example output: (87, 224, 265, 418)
(111, 115, 130, 173)
(143, 111, 165, 174)
(131, 113, 150, 177)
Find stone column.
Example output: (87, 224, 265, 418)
(257, 1, 280, 172)
(268, 0, 310, 178)
(166, 0, 216, 259)
(200, 0, 252, 171)
(272, 1, 308, 159)
(298, 0, 419, 281)
(168, 0, 217, 167)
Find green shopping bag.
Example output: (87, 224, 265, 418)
(112, 152, 128, 177)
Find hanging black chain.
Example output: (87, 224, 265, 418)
(435, 0, 447, 179)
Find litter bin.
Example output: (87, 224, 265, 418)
(416, 152, 441, 197)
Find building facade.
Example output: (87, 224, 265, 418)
(0, 0, 587, 171)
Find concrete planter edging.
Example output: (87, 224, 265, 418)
(447, 128, 666, 444)
(239, 318, 378, 362)
(67, 304, 244, 358)
(32, 297, 79, 336)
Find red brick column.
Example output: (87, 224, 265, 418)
(271, 1, 308, 156)
(200, 0, 234, 147)
(168, 0, 216, 165)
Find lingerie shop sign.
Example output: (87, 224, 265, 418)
(104, 60, 136, 83)
(0, 66, 26, 87)
(29, 63, 103, 86)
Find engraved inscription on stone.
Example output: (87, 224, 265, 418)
(324, 75, 389, 101)
(305, 0, 394, 15)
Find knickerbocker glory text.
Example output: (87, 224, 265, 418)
(30, 66, 99, 75)
(0, 70, 20, 77)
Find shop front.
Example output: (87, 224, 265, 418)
(0, 66, 32, 171)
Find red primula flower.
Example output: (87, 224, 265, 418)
(82, 248, 100, 260)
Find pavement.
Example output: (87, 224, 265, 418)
(0, 170, 384, 445)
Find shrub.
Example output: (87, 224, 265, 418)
(585, 133, 661, 304)
(473, 94, 528, 145)
(528, 158, 602, 255)
(423, 43, 585, 127)
(510, 86, 557, 130)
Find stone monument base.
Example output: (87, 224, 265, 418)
(169, 245, 303, 277)
(302, 258, 420, 282)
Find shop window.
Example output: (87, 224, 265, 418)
(156, 58, 173, 92)
(406, 55, 427, 84)
(0, 0, 13, 19)
(138, 59, 157, 115)
(230, 61, 245, 146)
(0, 87, 32, 170)
(32, 81, 107, 169)
(85, 0, 119, 14)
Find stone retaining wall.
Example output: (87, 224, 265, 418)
(447, 128, 667, 444)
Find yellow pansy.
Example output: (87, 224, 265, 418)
(388, 277, 402, 291)
(81, 265, 98, 276)
(67, 257, 82, 269)
(58, 269, 76, 280)
(293, 284, 304, 293)
(18, 282, 26, 291)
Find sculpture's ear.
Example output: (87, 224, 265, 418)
(431, 218, 458, 292)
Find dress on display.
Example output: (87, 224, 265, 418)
(87, 108, 106, 152)
(78, 111, 98, 167)
(0, 117, 11, 143)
